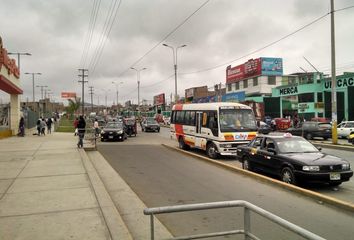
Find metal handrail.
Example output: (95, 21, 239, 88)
(144, 200, 325, 240)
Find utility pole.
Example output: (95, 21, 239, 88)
(78, 69, 88, 116)
(36, 85, 48, 100)
(330, 0, 338, 144)
(89, 86, 94, 113)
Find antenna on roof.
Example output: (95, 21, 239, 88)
(299, 67, 307, 73)
(303, 56, 321, 73)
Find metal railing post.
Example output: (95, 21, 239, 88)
(244, 207, 251, 240)
(150, 214, 155, 240)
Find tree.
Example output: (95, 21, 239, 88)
(66, 97, 81, 116)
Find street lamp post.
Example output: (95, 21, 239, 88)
(130, 67, 147, 109)
(112, 81, 123, 112)
(25, 72, 42, 102)
(8, 52, 31, 73)
(162, 43, 186, 103)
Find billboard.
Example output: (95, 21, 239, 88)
(61, 92, 76, 98)
(226, 64, 245, 84)
(244, 58, 261, 77)
(222, 92, 246, 102)
(153, 93, 165, 106)
(261, 57, 283, 75)
(226, 57, 283, 84)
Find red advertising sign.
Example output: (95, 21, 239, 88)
(244, 58, 261, 77)
(61, 92, 76, 98)
(154, 93, 165, 106)
(226, 64, 244, 84)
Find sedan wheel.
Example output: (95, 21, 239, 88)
(207, 143, 218, 159)
(242, 158, 252, 171)
(305, 133, 313, 140)
(281, 167, 296, 184)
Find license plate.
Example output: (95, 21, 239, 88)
(109, 136, 113, 139)
(330, 172, 340, 180)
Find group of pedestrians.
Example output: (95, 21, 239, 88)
(36, 117, 53, 136)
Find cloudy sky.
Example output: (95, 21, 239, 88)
(1, 0, 354, 106)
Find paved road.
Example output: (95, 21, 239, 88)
(159, 126, 354, 204)
(97, 130, 354, 239)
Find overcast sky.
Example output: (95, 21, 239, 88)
(1, 0, 354, 106)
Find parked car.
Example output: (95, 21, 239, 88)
(337, 121, 354, 139)
(258, 121, 272, 134)
(310, 117, 330, 123)
(141, 117, 160, 132)
(286, 121, 331, 140)
(237, 133, 353, 185)
(100, 122, 127, 141)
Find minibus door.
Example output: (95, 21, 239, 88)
(195, 112, 203, 148)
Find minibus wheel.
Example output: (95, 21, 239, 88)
(207, 142, 219, 159)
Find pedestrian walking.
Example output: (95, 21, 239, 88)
(93, 118, 99, 137)
(77, 115, 86, 148)
(18, 117, 25, 137)
(40, 118, 46, 136)
(36, 118, 41, 136)
(47, 117, 53, 134)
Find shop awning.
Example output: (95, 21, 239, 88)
(0, 75, 23, 94)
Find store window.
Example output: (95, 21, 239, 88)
(317, 92, 323, 102)
(243, 79, 248, 88)
(253, 77, 258, 86)
(288, 77, 296, 85)
(236, 82, 240, 90)
(298, 93, 314, 103)
(268, 76, 276, 85)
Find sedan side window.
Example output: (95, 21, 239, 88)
(251, 137, 262, 148)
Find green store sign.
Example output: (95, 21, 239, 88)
(324, 76, 354, 90)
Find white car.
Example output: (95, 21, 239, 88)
(337, 121, 354, 138)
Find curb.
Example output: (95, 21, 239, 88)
(162, 144, 354, 213)
(311, 141, 354, 152)
(78, 149, 133, 240)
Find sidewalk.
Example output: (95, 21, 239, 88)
(0, 132, 132, 240)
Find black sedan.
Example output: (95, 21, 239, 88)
(100, 122, 127, 142)
(237, 133, 353, 186)
(141, 117, 160, 132)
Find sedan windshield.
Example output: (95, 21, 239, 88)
(105, 122, 123, 129)
(147, 119, 157, 124)
(219, 108, 257, 132)
(276, 138, 319, 153)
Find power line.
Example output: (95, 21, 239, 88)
(180, 12, 330, 75)
(80, 0, 102, 68)
(89, 0, 123, 74)
(117, 0, 211, 77)
(140, 73, 174, 88)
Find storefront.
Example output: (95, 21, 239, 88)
(0, 37, 22, 136)
(270, 72, 354, 121)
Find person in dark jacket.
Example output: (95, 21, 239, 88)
(47, 117, 53, 134)
(77, 115, 86, 148)
(18, 117, 25, 137)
